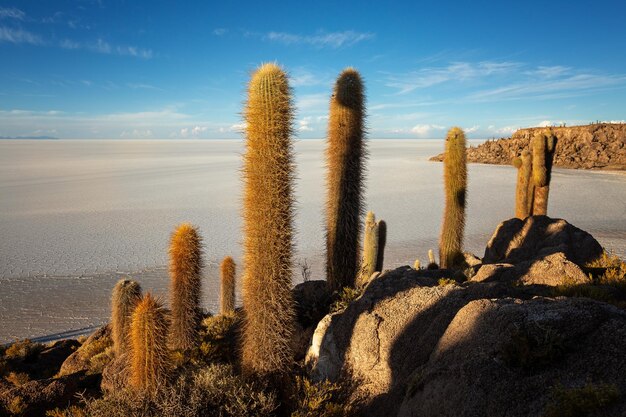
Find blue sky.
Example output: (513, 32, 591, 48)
(0, 0, 625, 139)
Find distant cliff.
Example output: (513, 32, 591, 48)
(430, 123, 626, 170)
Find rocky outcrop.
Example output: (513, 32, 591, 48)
(58, 325, 111, 376)
(430, 123, 626, 170)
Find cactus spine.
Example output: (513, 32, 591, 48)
(531, 130, 557, 215)
(241, 63, 296, 379)
(168, 223, 203, 351)
(514, 150, 532, 219)
(375, 219, 387, 273)
(439, 127, 467, 269)
(130, 293, 170, 393)
(220, 256, 236, 315)
(357, 211, 378, 287)
(325, 68, 366, 291)
(111, 279, 142, 357)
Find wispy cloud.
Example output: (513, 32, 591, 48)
(59, 37, 153, 58)
(265, 30, 374, 48)
(0, 27, 43, 45)
(0, 7, 25, 20)
(127, 83, 161, 90)
(213, 28, 227, 36)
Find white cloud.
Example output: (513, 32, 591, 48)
(127, 83, 160, 90)
(120, 129, 153, 138)
(0, 7, 25, 20)
(464, 125, 480, 133)
(0, 27, 42, 45)
(297, 117, 314, 132)
(265, 30, 374, 48)
(213, 28, 227, 36)
(410, 124, 445, 136)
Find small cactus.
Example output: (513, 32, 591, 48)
(439, 127, 467, 269)
(241, 63, 296, 379)
(357, 211, 378, 287)
(325, 68, 366, 291)
(220, 256, 236, 315)
(168, 223, 203, 351)
(375, 219, 387, 273)
(130, 293, 170, 393)
(111, 279, 142, 357)
(413, 259, 421, 270)
(531, 130, 557, 215)
(514, 150, 532, 219)
(427, 249, 439, 270)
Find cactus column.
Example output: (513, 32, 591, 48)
(325, 68, 366, 291)
(111, 279, 142, 357)
(357, 211, 378, 287)
(220, 256, 236, 315)
(241, 63, 296, 379)
(532, 130, 557, 215)
(439, 127, 467, 269)
(513, 149, 532, 219)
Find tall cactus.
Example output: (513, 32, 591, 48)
(220, 256, 236, 315)
(111, 279, 142, 357)
(357, 211, 378, 287)
(439, 127, 467, 269)
(513, 149, 532, 219)
(325, 68, 366, 291)
(375, 219, 387, 273)
(531, 130, 557, 215)
(241, 63, 296, 379)
(168, 223, 203, 351)
(130, 293, 170, 393)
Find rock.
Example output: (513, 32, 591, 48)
(472, 252, 591, 286)
(292, 280, 332, 329)
(305, 266, 520, 416)
(484, 216, 603, 266)
(429, 123, 626, 170)
(0, 372, 100, 417)
(398, 297, 626, 417)
(9, 339, 80, 380)
(59, 325, 112, 376)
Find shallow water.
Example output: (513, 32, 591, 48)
(0, 139, 625, 343)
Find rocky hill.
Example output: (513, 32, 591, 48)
(430, 123, 626, 170)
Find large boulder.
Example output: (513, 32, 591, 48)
(58, 325, 112, 376)
(398, 297, 626, 417)
(483, 216, 603, 265)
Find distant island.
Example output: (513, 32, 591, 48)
(430, 123, 626, 170)
(0, 136, 59, 140)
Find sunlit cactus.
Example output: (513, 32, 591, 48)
(168, 223, 203, 352)
(241, 63, 296, 379)
(220, 256, 236, 315)
(413, 259, 421, 270)
(531, 130, 557, 215)
(357, 211, 378, 287)
(439, 127, 467, 269)
(427, 249, 439, 270)
(130, 293, 170, 393)
(325, 68, 366, 291)
(375, 219, 387, 273)
(514, 150, 532, 219)
(111, 279, 142, 357)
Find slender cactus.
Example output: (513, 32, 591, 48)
(168, 223, 203, 351)
(357, 211, 378, 287)
(325, 68, 366, 291)
(532, 130, 557, 215)
(427, 249, 439, 270)
(375, 219, 387, 273)
(111, 279, 142, 357)
(514, 150, 532, 219)
(439, 127, 467, 269)
(413, 259, 421, 270)
(241, 63, 296, 379)
(130, 293, 170, 393)
(220, 256, 236, 315)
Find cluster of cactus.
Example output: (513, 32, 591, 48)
(324, 68, 366, 291)
(240, 63, 297, 380)
(512, 129, 557, 218)
(438, 127, 467, 269)
(356, 211, 387, 286)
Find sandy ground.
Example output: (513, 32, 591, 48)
(1, 139, 625, 343)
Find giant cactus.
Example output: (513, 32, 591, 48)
(168, 223, 203, 351)
(531, 130, 557, 215)
(241, 63, 296, 379)
(513, 149, 532, 219)
(439, 127, 467, 269)
(325, 68, 366, 291)
(111, 278, 142, 357)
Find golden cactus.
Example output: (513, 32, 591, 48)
(111, 279, 142, 357)
(130, 293, 170, 393)
(325, 68, 366, 291)
(220, 256, 236, 315)
(241, 63, 296, 379)
(427, 249, 439, 270)
(439, 127, 467, 269)
(414, 259, 421, 270)
(168, 223, 203, 351)
(357, 211, 378, 287)
(514, 150, 532, 219)
(532, 130, 557, 215)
